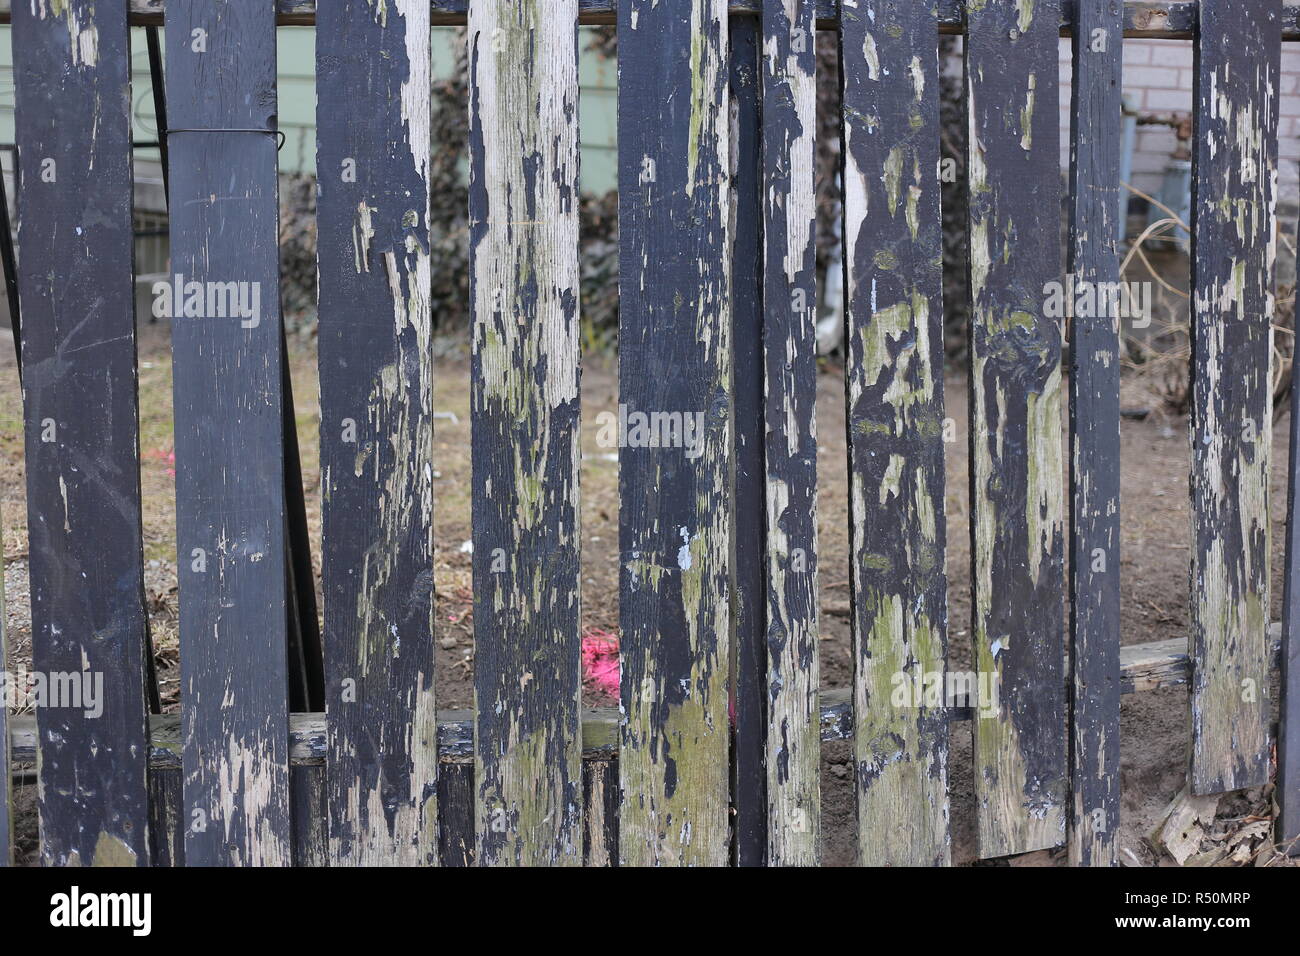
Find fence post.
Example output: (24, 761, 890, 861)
(12, 0, 152, 866)
(840, 0, 951, 866)
(165, 0, 291, 865)
(760, 0, 821, 866)
(468, 0, 584, 866)
(316, 0, 437, 866)
(729, 12, 768, 868)
(965, 0, 1067, 858)
(1187, 0, 1279, 798)
(617, 0, 733, 866)
(1066, 0, 1123, 868)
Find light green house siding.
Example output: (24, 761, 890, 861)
(0, 25, 618, 196)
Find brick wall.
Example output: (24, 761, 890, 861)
(1057, 37, 1300, 207)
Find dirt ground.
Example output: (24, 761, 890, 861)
(0, 315, 1292, 866)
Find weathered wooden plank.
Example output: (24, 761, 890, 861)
(165, 0, 291, 866)
(468, 0, 582, 867)
(2, 1, 1294, 39)
(965, 0, 1067, 859)
(729, 13, 767, 868)
(1187, 0, 1279, 796)
(617, 0, 732, 866)
(582, 760, 619, 867)
(1067, 0, 1123, 868)
(291, 764, 329, 866)
(147, 768, 184, 866)
(438, 762, 475, 867)
(12, 0, 151, 867)
(316, 0, 436, 867)
(840, 0, 949, 867)
(761, 0, 820, 866)
(1282, 337, 1300, 854)
(0, 523, 8, 866)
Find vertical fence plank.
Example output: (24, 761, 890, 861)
(965, 0, 1066, 858)
(841, 0, 949, 866)
(12, 0, 151, 866)
(1282, 313, 1300, 854)
(166, 0, 291, 866)
(468, 0, 583, 866)
(582, 759, 619, 866)
(316, 0, 436, 866)
(147, 768, 185, 867)
(729, 12, 767, 867)
(761, 0, 820, 865)
(1067, 0, 1123, 867)
(291, 764, 330, 867)
(0, 523, 8, 865)
(617, 0, 732, 866)
(1188, 0, 1280, 796)
(438, 763, 475, 867)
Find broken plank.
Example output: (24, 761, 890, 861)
(468, 0, 583, 867)
(729, 12, 767, 868)
(761, 0, 821, 867)
(965, 0, 1067, 859)
(1066, 0, 1123, 868)
(12, 0, 151, 867)
(841, 0, 950, 867)
(166, 0, 291, 866)
(1187, 0, 1279, 795)
(316, 0, 437, 866)
(617, 0, 732, 866)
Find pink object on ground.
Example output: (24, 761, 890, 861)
(581, 629, 620, 700)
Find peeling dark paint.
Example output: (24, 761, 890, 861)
(165, 0, 291, 866)
(13, 0, 151, 867)
(618, 0, 732, 866)
(761, 0, 820, 866)
(841, 0, 950, 867)
(317, 0, 437, 866)
(1188, 0, 1279, 796)
(965, 0, 1068, 859)
(728, 14, 768, 868)
(469, 0, 583, 866)
(1066, 0, 1122, 867)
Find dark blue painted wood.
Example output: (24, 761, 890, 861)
(166, 0, 291, 866)
(13, 0, 151, 866)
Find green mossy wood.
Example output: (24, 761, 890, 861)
(166, 0, 291, 866)
(841, 0, 950, 866)
(1188, 0, 1280, 796)
(13, 0, 151, 867)
(1066, 0, 1123, 867)
(617, 0, 733, 866)
(469, 0, 584, 865)
(317, 0, 437, 865)
(762, 0, 821, 866)
(965, 0, 1067, 858)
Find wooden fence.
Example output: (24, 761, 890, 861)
(1, 0, 1297, 867)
